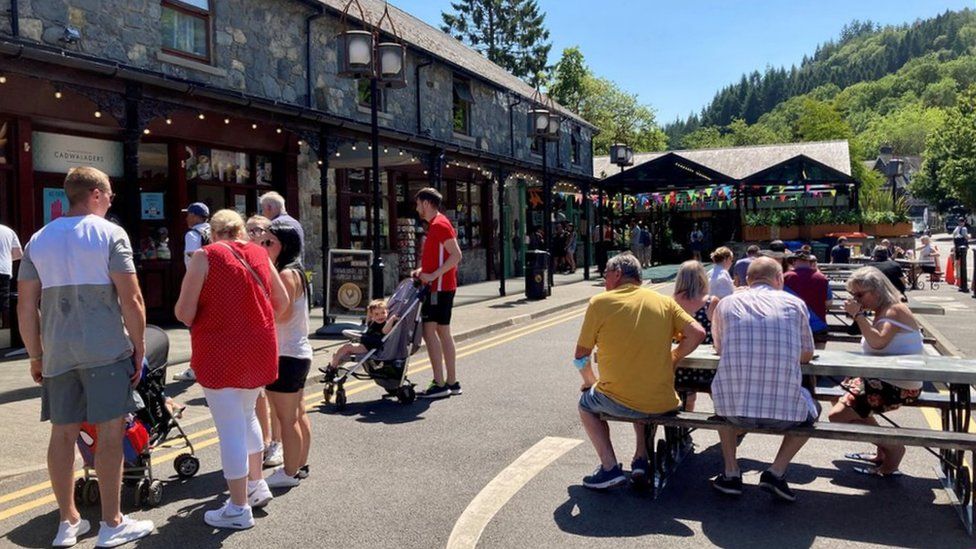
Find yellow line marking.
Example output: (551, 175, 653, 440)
(0, 290, 624, 521)
(446, 437, 582, 549)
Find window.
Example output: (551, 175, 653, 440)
(571, 129, 581, 165)
(357, 79, 387, 111)
(161, 1, 211, 62)
(452, 78, 473, 135)
(453, 180, 482, 249)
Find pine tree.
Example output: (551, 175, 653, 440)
(441, 0, 552, 85)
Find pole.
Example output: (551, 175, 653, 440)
(582, 180, 590, 280)
(497, 169, 506, 296)
(597, 186, 605, 276)
(542, 139, 553, 295)
(370, 77, 385, 299)
(318, 126, 332, 329)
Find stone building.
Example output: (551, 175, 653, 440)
(0, 0, 595, 323)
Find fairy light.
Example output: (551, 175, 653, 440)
(94, 111, 102, 118)
(197, 113, 205, 120)
(224, 118, 230, 124)
(276, 127, 283, 134)
(143, 129, 151, 135)
(251, 123, 258, 130)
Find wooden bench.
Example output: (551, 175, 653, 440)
(601, 410, 976, 534)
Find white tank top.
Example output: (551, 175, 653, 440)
(861, 317, 924, 390)
(277, 275, 313, 359)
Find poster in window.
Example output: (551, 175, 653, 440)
(211, 149, 249, 183)
(234, 194, 247, 216)
(43, 188, 69, 225)
(141, 192, 165, 220)
(256, 156, 273, 186)
(185, 145, 212, 181)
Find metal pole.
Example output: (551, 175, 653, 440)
(542, 140, 552, 294)
(318, 126, 332, 329)
(370, 77, 385, 299)
(497, 169, 506, 296)
(582, 180, 590, 280)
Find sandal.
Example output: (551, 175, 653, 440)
(853, 466, 903, 477)
(844, 452, 881, 464)
(173, 405, 186, 419)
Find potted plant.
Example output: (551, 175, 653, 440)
(773, 209, 800, 240)
(801, 209, 834, 239)
(864, 211, 912, 237)
(743, 211, 772, 241)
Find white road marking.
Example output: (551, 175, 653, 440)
(446, 436, 582, 549)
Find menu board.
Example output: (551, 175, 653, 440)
(326, 249, 374, 319)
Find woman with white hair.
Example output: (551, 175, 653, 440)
(828, 266, 924, 477)
(672, 260, 718, 412)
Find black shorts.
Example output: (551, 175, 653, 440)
(0, 274, 10, 313)
(266, 356, 311, 393)
(421, 290, 455, 326)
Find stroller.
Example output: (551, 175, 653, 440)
(321, 279, 427, 410)
(74, 325, 200, 509)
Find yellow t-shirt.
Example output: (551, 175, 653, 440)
(577, 284, 695, 414)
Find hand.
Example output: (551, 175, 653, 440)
(843, 299, 862, 317)
(580, 383, 592, 392)
(419, 272, 436, 284)
(410, 268, 422, 279)
(29, 358, 42, 384)
(388, 314, 399, 324)
(130, 348, 145, 387)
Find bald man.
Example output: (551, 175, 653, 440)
(709, 257, 818, 502)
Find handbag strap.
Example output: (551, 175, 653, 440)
(217, 242, 269, 298)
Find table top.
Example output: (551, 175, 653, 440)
(896, 258, 937, 266)
(680, 346, 976, 384)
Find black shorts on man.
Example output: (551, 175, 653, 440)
(421, 290, 455, 325)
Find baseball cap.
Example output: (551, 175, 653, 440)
(182, 202, 210, 218)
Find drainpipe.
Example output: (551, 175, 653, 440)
(415, 58, 433, 134)
(305, 6, 325, 108)
(9, 0, 18, 36)
(508, 94, 522, 158)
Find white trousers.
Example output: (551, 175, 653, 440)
(202, 387, 263, 480)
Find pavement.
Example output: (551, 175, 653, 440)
(2, 241, 976, 547)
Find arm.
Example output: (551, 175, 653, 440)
(110, 272, 146, 385)
(276, 268, 304, 323)
(17, 279, 43, 384)
(175, 250, 208, 327)
(705, 296, 719, 323)
(11, 246, 22, 262)
(672, 321, 705, 369)
(711, 304, 723, 355)
(267, 259, 289, 319)
(575, 344, 597, 390)
(381, 315, 399, 335)
(852, 305, 912, 350)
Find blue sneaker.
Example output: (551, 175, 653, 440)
(630, 457, 650, 488)
(583, 464, 627, 490)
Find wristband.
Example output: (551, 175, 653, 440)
(573, 356, 589, 370)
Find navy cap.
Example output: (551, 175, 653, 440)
(182, 202, 210, 218)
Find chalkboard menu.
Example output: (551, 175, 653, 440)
(326, 249, 374, 319)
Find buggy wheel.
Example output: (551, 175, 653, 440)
(73, 478, 86, 506)
(335, 388, 347, 410)
(145, 480, 164, 507)
(397, 385, 416, 404)
(174, 453, 200, 478)
(323, 384, 334, 404)
(135, 480, 149, 508)
(82, 479, 100, 506)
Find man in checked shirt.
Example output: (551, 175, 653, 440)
(709, 257, 819, 503)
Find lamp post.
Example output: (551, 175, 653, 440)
(607, 143, 633, 264)
(528, 91, 562, 294)
(336, 1, 406, 299)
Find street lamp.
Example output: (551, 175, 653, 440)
(336, 0, 406, 298)
(610, 143, 634, 173)
(528, 90, 562, 293)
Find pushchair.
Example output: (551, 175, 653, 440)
(74, 325, 200, 509)
(320, 279, 427, 410)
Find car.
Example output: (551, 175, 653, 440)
(912, 219, 928, 236)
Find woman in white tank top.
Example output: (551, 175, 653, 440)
(828, 267, 924, 477)
(261, 221, 313, 489)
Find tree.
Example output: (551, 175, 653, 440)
(548, 47, 589, 113)
(583, 77, 668, 154)
(441, 0, 551, 85)
(914, 86, 976, 209)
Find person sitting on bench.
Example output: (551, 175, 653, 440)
(710, 257, 819, 502)
(574, 252, 705, 490)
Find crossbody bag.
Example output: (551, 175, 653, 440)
(218, 242, 270, 298)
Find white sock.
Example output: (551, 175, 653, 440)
(227, 502, 249, 514)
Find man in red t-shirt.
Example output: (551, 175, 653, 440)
(412, 188, 463, 399)
(783, 252, 832, 336)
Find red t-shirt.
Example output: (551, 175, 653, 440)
(783, 266, 830, 321)
(421, 213, 458, 292)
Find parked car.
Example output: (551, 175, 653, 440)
(912, 219, 929, 236)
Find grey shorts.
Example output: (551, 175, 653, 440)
(41, 359, 138, 425)
(578, 387, 670, 421)
(725, 415, 816, 430)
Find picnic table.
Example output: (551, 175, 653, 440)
(896, 258, 938, 290)
(670, 347, 976, 533)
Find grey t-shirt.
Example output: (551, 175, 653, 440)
(18, 215, 136, 377)
(274, 213, 305, 254)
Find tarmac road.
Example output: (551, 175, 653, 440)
(0, 292, 972, 548)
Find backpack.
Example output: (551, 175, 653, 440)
(193, 226, 212, 246)
(639, 229, 651, 247)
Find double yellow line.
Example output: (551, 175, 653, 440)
(0, 291, 631, 523)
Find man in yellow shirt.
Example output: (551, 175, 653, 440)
(575, 253, 705, 489)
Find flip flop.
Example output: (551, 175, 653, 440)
(844, 452, 881, 463)
(853, 466, 903, 477)
(174, 405, 186, 419)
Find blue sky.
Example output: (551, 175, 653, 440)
(391, 0, 973, 123)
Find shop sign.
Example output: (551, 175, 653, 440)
(32, 132, 123, 177)
(326, 249, 373, 319)
(141, 193, 165, 220)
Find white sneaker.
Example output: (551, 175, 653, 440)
(248, 479, 273, 509)
(265, 467, 301, 489)
(172, 368, 196, 382)
(95, 515, 154, 548)
(53, 518, 90, 547)
(262, 441, 283, 467)
(203, 500, 254, 530)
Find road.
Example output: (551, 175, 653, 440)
(0, 289, 972, 548)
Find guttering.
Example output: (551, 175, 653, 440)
(415, 57, 432, 134)
(508, 94, 522, 158)
(9, 0, 18, 37)
(304, 5, 326, 108)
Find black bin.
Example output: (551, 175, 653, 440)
(524, 250, 549, 300)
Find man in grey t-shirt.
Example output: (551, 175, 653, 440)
(18, 167, 154, 547)
(260, 191, 305, 253)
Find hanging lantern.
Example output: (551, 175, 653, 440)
(527, 105, 550, 138)
(610, 143, 633, 167)
(377, 42, 406, 88)
(337, 29, 373, 79)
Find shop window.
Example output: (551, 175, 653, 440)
(339, 169, 390, 250)
(161, 0, 211, 62)
(452, 77, 473, 135)
(185, 146, 250, 184)
(357, 79, 387, 112)
(453, 181, 481, 249)
(571, 129, 581, 165)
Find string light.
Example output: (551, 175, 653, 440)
(165, 118, 173, 125)
(223, 118, 230, 124)
(251, 123, 258, 130)
(143, 129, 151, 135)
(335, 151, 341, 157)
(383, 147, 388, 154)
(54, 86, 63, 99)
(276, 127, 283, 134)
(297, 140, 304, 146)
(0, 74, 6, 84)
(351, 144, 357, 151)
(317, 160, 323, 166)
(197, 113, 205, 120)
(93, 111, 102, 118)
(398, 149, 404, 156)
(367, 145, 372, 150)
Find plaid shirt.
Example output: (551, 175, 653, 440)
(711, 284, 815, 422)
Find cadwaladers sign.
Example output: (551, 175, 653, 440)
(325, 249, 374, 320)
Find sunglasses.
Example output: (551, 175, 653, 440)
(260, 239, 276, 248)
(247, 227, 267, 236)
(851, 291, 869, 299)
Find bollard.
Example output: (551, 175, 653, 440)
(958, 245, 969, 292)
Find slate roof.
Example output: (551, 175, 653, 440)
(317, 0, 594, 129)
(593, 140, 853, 180)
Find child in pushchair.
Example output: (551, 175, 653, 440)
(320, 279, 427, 409)
(73, 325, 201, 509)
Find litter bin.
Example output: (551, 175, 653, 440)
(524, 250, 549, 300)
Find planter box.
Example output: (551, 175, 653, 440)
(820, 224, 861, 238)
(866, 222, 912, 237)
(772, 225, 800, 240)
(743, 225, 771, 241)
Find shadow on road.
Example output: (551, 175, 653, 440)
(313, 396, 433, 425)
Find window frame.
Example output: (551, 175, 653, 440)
(357, 79, 388, 112)
(161, 0, 212, 64)
(452, 77, 473, 135)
